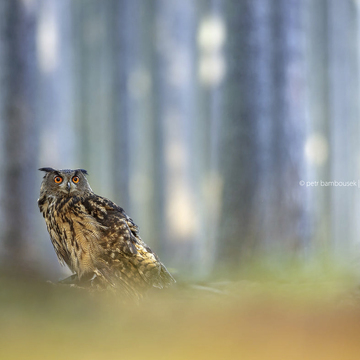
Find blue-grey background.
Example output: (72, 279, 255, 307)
(0, 0, 359, 281)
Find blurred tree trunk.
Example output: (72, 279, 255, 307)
(113, 0, 159, 250)
(216, 0, 309, 271)
(154, 0, 198, 273)
(305, 0, 331, 256)
(72, 0, 118, 200)
(195, 1, 226, 277)
(0, 0, 39, 271)
(305, 0, 360, 261)
(37, 0, 76, 168)
(269, 0, 309, 254)
(327, 0, 360, 258)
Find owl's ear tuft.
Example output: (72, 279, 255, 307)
(79, 169, 88, 175)
(39, 167, 55, 173)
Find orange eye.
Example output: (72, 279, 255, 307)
(72, 176, 80, 184)
(54, 176, 63, 184)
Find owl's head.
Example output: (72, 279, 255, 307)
(39, 167, 92, 198)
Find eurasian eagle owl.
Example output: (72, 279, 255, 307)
(38, 167, 175, 298)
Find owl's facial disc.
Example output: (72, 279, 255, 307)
(39, 168, 91, 198)
(52, 174, 74, 194)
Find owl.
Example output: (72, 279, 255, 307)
(38, 167, 175, 298)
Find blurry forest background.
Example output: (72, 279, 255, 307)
(4, 2, 360, 360)
(0, 0, 360, 282)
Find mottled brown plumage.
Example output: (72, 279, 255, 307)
(38, 167, 175, 298)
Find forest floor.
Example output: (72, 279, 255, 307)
(1, 262, 360, 360)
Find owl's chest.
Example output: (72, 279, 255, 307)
(42, 200, 77, 267)
(41, 197, 105, 275)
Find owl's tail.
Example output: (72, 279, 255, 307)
(153, 263, 176, 289)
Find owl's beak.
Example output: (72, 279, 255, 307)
(67, 182, 71, 192)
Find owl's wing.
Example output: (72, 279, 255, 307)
(124, 216, 176, 288)
(84, 194, 175, 288)
(82, 195, 138, 255)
